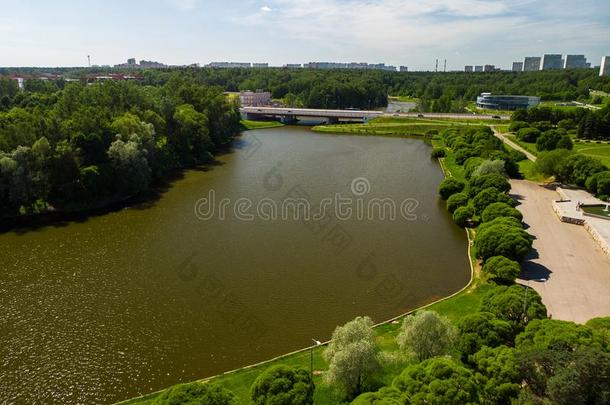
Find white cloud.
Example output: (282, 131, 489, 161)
(261, 6, 272, 12)
(230, 0, 610, 69)
(169, 0, 200, 11)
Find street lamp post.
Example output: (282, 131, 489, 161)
(310, 339, 322, 380)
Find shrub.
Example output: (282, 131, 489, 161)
(533, 121, 553, 132)
(483, 255, 522, 284)
(481, 202, 523, 223)
(468, 173, 511, 197)
(473, 160, 506, 177)
(456, 312, 513, 358)
(453, 205, 474, 227)
(251, 365, 314, 405)
(509, 149, 527, 162)
(481, 285, 546, 327)
(431, 147, 446, 158)
(474, 217, 532, 261)
(464, 157, 485, 179)
(438, 178, 465, 200)
(472, 187, 515, 215)
(585, 171, 610, 199)
(392, 358, 480, 405)
(447, 192, 469, 213)
(153, 382, 237, 405)
(534, 149, 572, 179)
(509, 121, 530, 132)
(557, 119, 576, 131)
(555, 134, 573, 150)
(557, 154, 608, 187)
(537, 130, 572, 151)
(517, 127, 541, 142)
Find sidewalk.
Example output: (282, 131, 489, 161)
(511, 180, 610, 324)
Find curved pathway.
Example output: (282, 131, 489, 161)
(492, 128, 537, 162)
(511, 180, 610, 323)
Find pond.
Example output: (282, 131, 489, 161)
(0, 126, 470, 404)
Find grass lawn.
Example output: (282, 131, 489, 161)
(312, 117, 492, 138)
(573, 141, 610, 168)
(505, 134, 538, 156)
(240, 120, 284, 130)
(120, 125, 489, 405)
(389, 95, 419, 103)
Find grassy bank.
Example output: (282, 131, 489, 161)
(240, 119, 284, 130)
(120, 123, 488, 405)
(312, 117, 499, 138)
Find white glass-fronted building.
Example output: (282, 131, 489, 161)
(476, 93, 540, 110)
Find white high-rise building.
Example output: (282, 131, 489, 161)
(523, 57, 541, 71)
(600, 56, 610, 77)
(540, 54, 563, 70)
(564, 55, 587, 69)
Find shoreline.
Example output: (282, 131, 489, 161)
(115, 140, 477, 405)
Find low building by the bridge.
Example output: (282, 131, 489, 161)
(239, 90, 271, 107)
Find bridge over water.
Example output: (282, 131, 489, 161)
(240, 106, 383, 123)
(240, 106, 510, 123)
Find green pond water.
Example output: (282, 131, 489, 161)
(582, 204, 610, 219)
(0, 126, 470, 404)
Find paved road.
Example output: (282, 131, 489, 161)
(492, 128, 537, 162)
(511, 180, 610, 323)
(390, 112, 510, 120)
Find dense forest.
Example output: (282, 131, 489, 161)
(3, 67, 609, 112)
(0, 75, 241, 216)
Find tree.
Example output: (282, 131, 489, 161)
(515, 319, 608, 352)
(536, 130, 572, 151)
(456, 312, 513, 359)
(468, 173, 511, 197)
(481, 285, 546, 328)
(517, 127, 541, 143)
(509, 121, 529, 132)
(107, 136, 151, 196)
(472, 187, 515, 215)
(556, 154, 608, 187)
(518, 348, 610, 405)
(474, 217, 532, 261)
(482, 255, 521, 284)
(453, 205, 474, 227)
(481, 202, 523, 223)
(392, 357, 480, 405)
(446, 192, 469, 213)
(545, 349, 610, 405)
(397, 311, 456, 361)
(473, 160, 506, 177)
(352, 387, 402, 404)
(534, 149, 572, 179)
(323, 316, 379, 400)
(251, 365, 314, 405)
(172, 104, 213, 164)
(464, 157, 485, 179)
(431, 147, 446, 158)
(470, 346, 521, 404)
(585, 171, 610, 199)
(152, 382, 237, 405)
(438, 178, 465, 200)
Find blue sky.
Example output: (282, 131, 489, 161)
(1, 0, 609, 70)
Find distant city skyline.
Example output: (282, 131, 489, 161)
(0, 0, 609, 70)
